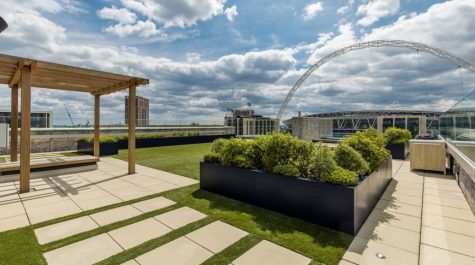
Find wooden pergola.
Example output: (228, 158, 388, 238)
(0, 53, 149, 193)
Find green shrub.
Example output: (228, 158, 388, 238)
(247, 135, 271, 169)
(342, 130, 388, 171)
(273, 164, 300, 177)
(308, 143, 336, 180)
(294, 140, 316, 177)
(334, 144, 370, 176)
(384, 127, 411, 144)
(211, 138, 228, 154)
(359, 128, 387, 148)
(204, 153, 221, 163)
(261, 133, 299, 173)
(220, 138, 253, 169)
(79, 136, 118, 143)
(320, 166, 359, 186)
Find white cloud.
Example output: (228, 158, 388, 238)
(224, 5, 238, 22)
(303, 1, 324, 21)
(357, 0, 400, 27)
(1, 0, 475, 121)
(121, 0, 227, 28)
(104, 20, 159, 38)
(337, 5, 349, 14)
(97, 6, 137, 24)
(186, 52, 201, 63)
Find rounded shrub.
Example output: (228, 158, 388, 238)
(342, 130, 389, 171)
(334, 143, 370, 176)
(211, 138, 228, 154)
(320, 166, 359, 186)
(220, 138, 253, 169)
(273, 164, 300, 177)
(246, 135, 271, 169)
(308, 143, 336, 180)
(384, 127, 411, 144)
(261, 133, 299, 173)
(203, 153, 221, 164)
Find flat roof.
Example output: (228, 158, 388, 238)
(0, 53, 149, 95)
(302, 110, 445, 118)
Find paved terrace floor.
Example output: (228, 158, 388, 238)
(341, 159, 475, 265)
(1, 156, 475, 265)
(0, 157, 198, 229)
(0, 157, 312, 265)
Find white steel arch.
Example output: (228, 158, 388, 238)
(277, 40, 475, 120)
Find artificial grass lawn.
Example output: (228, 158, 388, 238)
(115, 143, 353, 264)
(114, 142, 212, 180)
(0, 156, 5, 163)
(0, 143, 352, 265)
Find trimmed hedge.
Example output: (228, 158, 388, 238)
(384, 127, 411, 144)
(79, 131, 200, 143)
(204, 130, 387, 186)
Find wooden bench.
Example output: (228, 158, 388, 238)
(0, 155, 99, 175)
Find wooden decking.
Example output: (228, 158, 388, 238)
(0, 155, 99, 174)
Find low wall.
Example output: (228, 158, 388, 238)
(0, 125, 235, 155)
(0, 136, 81, 155)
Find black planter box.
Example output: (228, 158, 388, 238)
(200, 159, 392, 235)
(77, 141, 119, 156)
(386, 143, 409, 160)
(117, 134, 233, 150)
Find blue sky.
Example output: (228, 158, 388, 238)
(0, 0, 475, 125)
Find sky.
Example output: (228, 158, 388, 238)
(0, 0, 475, 125)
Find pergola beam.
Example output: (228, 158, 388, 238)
(8, 60, 36, 88)
(92, 79, 148, 96)
(8, 60, 24, 88)
(19, 65, 31, 193)
(0, 53, 148, 193)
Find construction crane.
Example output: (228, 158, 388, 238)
(64, 104, 75, 127)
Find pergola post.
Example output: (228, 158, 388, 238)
(10, 84, 18, 162)
(94, 95, 100, 158)
(19, 66, 31, 193)
(128, 82, 136, 174)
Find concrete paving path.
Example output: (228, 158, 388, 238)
(340, 159, 475, 265)
(0, 157, 198, 231)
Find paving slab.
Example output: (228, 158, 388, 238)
(43, 234, 122, 265)
(90, 205, 143, 226)
(154, 207, 206, 229)
(342, 236, 418, 265)
(357, 221, 420, 254)
(0, 214, 30, 232)
(146, 182, 179, 193)
(381, 191, 422, 207)
(422, 203, 475, 223)
(232, 240, 311, 265)
(423, 194, 472, 210)
(422, 212, 475, 237)
(421, 226, 475, 258)
(73, 195, 122, 211)
(131, 196, 175, 212)
(186, 221, 248, 253)
(419, 244, 475, 265)
(135, 236, 213, 265)
(108, 218, 172, 249)
(375, 198, 422, 218)
(35, 216, 99, 245)
(364, 207, 421, 233)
